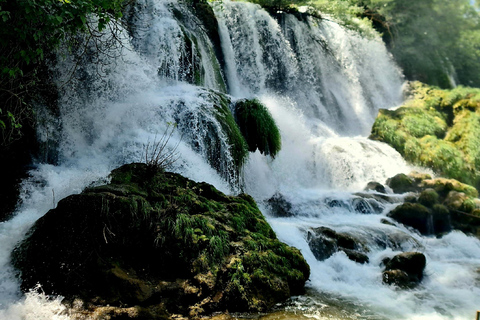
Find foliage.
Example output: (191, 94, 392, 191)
(248, 0, 305, 12)
(233, 99, 282, 158)
(370, 82, 480, 189)
(357, 0, 480, 88)
(307, 0, 377, 36)
(0, 0, 127, 146)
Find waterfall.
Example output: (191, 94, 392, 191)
(1, 0, 479, 319)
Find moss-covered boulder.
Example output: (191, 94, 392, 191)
(385, 171, 480, 237)
(382, 252, 426, 288)
(370, 82, 480, 189)
(387, 202, 451, 235)
(386, 173, 420, 194)
(12, 163, 309, 318)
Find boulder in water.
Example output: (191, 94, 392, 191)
(382, 252, 426, 288)
(364, 181, 387, 194)
(386, 173, 419, 194)
(12, 163, 310, 318)
(266, 192, 294, 217)
(307, 227, 369, 264)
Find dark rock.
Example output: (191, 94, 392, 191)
(307, 227, 369, 264)
(325, 198, 348, 209)
(450, 210, 480, 238)
(364, 181, 387, 194)
(386, 173, 418, 194)
(307, 234, 337, 261)
(342, 249, 369, 264)
(387, 202, 434, 235)
(382, 252, 426, 288)
(431, 204, 452, 234)
(382, 270, 411, 287)
(418, 188, 439, 207)
(266, 193, 294, 217)
(12, 163, 310, 317)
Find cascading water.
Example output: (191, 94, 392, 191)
(0, 0, 479, 319)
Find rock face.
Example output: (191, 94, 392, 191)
(382, 252, 426, 288)
(12, 163, 310, 318)
(307, 227, 369, 264)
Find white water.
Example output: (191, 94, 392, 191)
(1, 1, 479, 319)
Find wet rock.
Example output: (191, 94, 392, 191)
(266, 192, 294, 217)
(387, 203, 434, 235)
(382, 252, 426, 288)
(386, 173, 418, 194)
(307, 227, 369, 264)
(12, 163, 310, 318)
(418, 188, 439, 207)
(364, 181, 386, 194)
(444, 191, 473, 212)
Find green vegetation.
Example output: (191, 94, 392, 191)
(0, 0, 126, 146)
(371, 82, 480, 189)
(233, 99, 282, 158)
(357, 0, 480, 88)
(14, 163, 310, 316)
(212, 93, 250, 168)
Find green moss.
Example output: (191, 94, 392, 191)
(233, 99, 282, 158)
(418, 189, 440, 207)
(371, 82, 480, 189)
(210, 92, 249, 169)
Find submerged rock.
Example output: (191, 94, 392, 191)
(12, 163, 310, 318)
(307, 227, 369, 264)
(266, 192, 294, 217)
(382, 252, 426, 288)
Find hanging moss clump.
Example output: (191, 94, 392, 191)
(233, 99, 282, 158)
(207, 91, 249, 170)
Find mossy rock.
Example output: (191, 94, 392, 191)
(387, 203, 434, 235)
(386, 173, 418, 194)
(370, 82, 480, 190)
(387, 202, 452, 235)
(382, 252, 426, 288)
(418, 188, 439, 207)
(233, 99, 282, 158)
(12, 163, 309, 317)
(422, 178, 478, 198)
